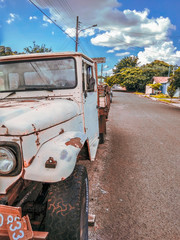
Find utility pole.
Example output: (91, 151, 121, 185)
(75, 16, 79, 52)
(75, 16, 97, 52)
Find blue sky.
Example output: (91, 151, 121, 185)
(0, 0, 180, 75)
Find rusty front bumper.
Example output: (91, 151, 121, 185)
(0, 205, 48, 240)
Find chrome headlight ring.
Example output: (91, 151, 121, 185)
(0, 147, 16, 174)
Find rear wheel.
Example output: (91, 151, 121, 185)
(45, 165, 89, 240)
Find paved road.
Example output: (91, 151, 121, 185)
(84, 91, 180, 240)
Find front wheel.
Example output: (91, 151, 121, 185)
(45, 165, 89, 240)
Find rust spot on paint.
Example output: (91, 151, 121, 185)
(12, 138, 19, 142)
(1, 124, 9, 135)
(32, 124, 40, 146)
(35, 132, 40, 146)
(0, 105, 13, 108)
(20, 100, 38, 102)
(65, 137, 83, 148)
(59, 128, 64, 135)
(61, 177, 66, 181)
(32, 124, 37, 132)
(24, 156, 35, 168)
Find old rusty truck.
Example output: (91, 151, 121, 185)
(0, 52, 110, 240)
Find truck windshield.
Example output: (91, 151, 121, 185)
(0, 58, 76, 92)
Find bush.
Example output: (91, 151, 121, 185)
(152, 94, 169, 98)
(167, 84, 176, 99)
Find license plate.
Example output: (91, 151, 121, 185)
(0, 205, 33, 240)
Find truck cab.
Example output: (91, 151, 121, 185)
(0, 52, 101, 240)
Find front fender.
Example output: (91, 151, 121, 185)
(24, 131, 87, 182)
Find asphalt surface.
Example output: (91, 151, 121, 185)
(83, 91, 180, 240)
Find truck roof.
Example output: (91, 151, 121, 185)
(0, 51, 94, 63)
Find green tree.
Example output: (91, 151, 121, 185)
(148, 83, 162, 91)
(171, 67, 180, 89)
(0, 46, 13, 56)
(108, 58, 174, 93)
(146, 60, 170, 68)
(105, 74, 121, 87)
(144, 60, 170, 77)
(113, 56, 138, 74)
(24, 41, 52, 53)
(141, 67, 160, 83)
(167, 84, 176, 100)
(0, 42, 52, 56)
(120, 67, 147, 91)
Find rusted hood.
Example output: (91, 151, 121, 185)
(0, 98, 79, 136)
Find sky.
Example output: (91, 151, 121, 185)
(0, 0, 180, 75)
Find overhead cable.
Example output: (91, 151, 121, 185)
(29, 0, 76, 43)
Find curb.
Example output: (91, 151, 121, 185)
(137, 94, 180, 108)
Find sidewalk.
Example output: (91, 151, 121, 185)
(139, 94, 180, 108)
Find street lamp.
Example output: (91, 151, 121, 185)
(75, 16, 97, 52)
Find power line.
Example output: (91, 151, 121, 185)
(29, 0, 102, 56)
(29, 0, 76, 44)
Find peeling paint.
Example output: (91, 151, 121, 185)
(24, 156, 35, 168)
(0, 124, 9, 135)
(0, 105, 13, 108)
(65, 137, 83, 148)
(35, 132, 40, 146)
(59, 128, 64, 135)
(32, 124, 37, 132)
(12, 138, 20, 142)
(0, 99, 80, 136)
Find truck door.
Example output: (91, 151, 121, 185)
(82, 61, 99, 160)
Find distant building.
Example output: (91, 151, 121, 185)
(145, 76, 180, 97)
(152, 77, 170, 94)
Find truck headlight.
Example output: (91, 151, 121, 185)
(0, 147, 16, 174)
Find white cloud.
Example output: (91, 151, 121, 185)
(52, 31, 55, 35)
(0, 0, 5, 6)
(42, 23, 48, 27)
(115, 52, 130, 57)
(138, 41, 180, 65)
(65, 28, 76, 37)
(65, 27, 95, 38)
(107, 49, 114, 53)
(104, 65, 109, 69)
(33, 0, 177, 62)
(91, 8, 175, 50)
(29, 16, 37, 20)
(43, 16, 52, 24)
(6, 13, 18, 24)
(104, 68, 113, 76)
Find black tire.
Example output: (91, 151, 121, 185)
(45, 165, 89, 240)
(99, 133, 105, 144)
